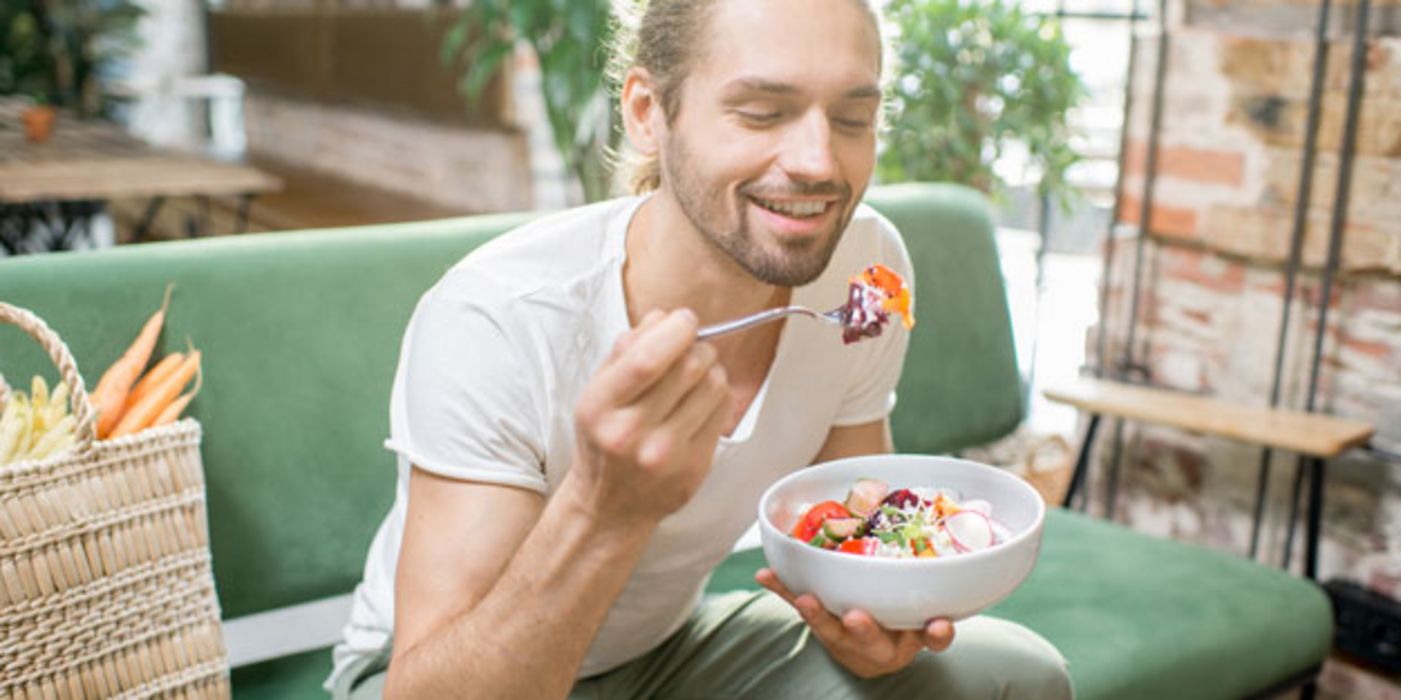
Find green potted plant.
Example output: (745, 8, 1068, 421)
(1, 0, 143, 119)
(879, 0, 1086, 205)
(434, 0, 617, 202)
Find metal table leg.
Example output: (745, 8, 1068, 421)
(1305, 456, 1325, 581)
(235, 193, 255, 233)
(133, 196, 167, 243)
(1063, 413, 1103, 509)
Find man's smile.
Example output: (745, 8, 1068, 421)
(746, 195, 842, 238)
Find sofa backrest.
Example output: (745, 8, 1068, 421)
(0, 183, 1019, 618)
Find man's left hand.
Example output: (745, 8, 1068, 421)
(755, 568, 955, 679)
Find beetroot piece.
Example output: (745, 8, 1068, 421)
(840, 282, 892, 344)
(881, 488, 925, 510)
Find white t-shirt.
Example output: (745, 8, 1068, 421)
(328, 195, 913, 688)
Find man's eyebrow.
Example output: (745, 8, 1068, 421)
(843, 84, 883, 100)
(720, 78, 883, 101)
(722, 78, 801, 96)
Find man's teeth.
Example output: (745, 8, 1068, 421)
(753, 197, 828, 218)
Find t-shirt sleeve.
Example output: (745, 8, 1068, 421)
(384, 277, 549, 494)
(832, 214, 915, 427)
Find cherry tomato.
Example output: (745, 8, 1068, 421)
(791, 500, 852, 542)
(838, 538, 880, 556)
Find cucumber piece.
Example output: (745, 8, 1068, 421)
(822, 517, 864, 540)
(844, 478, 890, 517)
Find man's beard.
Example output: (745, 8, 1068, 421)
(661, 132, 853, 288)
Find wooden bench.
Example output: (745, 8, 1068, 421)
(1045, 377, 1376, 579)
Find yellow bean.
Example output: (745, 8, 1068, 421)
(0, 395, 28, 464)
(31, 376, 47, 411)
(47, 380, 70, 427)
(28, 432, 75, 463)
(26, 415, 75, 462)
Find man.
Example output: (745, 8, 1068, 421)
(327, 0, 1073, 697)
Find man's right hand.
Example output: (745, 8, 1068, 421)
(570, 308, 735, 525)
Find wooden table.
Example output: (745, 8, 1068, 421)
(1045, 377, 1376, 581)
(0, 98, 281, 253)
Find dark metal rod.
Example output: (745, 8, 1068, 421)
(1102, 0, 1169, 519)
(1063, 413, 1104, 508)
(1362, 444, 1401, 464)
(196, 195, 211, 239)
(1249, 0, 1335, 561)
(1285, 0, 1371, 572)
(1026, 191, 1052, 398)
(1305, 0, 1368, 417)
(1305, 457, 1325, 580)
(236, 194, 254, 233)
(1248, 459, 1274, 559)
(1103, 417, 1127, 517)
(1282, 454, 1306, 570)
(1036, 10, 1151, 21)
(132, 196, 166, 243)
(1094, 0, 1143, 378)
(1121, 0, 1170, 371)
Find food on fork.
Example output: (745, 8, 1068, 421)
(841, 264, 914, 344)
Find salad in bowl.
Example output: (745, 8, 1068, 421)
(758, 454, 1045, 628)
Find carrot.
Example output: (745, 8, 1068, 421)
(124, 351, 185, 413)
(109, 348, 199, 439)
(151, 365, 202, 428)
(91, 283, 174, 438)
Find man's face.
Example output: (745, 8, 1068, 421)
(659, 0, 882, 287)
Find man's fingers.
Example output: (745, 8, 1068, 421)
(608, 309, 666, 361)
(660, 362, 728, 433)
(793, 594, 847, 641)
(757, 572, 845, 641)
(691, 378, 735, 441)
(636, 342, 718, 421)
(754, 568, 797, 604)
(594, 310, 699, 407)
(841, 609, 889, 648)
(924, 618, 955, 652)
(890, 630, 926, 665)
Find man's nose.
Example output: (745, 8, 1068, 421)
(779, 110, 838, 183)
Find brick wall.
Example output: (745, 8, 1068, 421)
(1098, 3, 1401, 694)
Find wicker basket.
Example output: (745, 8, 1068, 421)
(0, 302, 229, 699)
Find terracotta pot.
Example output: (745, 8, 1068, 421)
(21, 106, 57, 143)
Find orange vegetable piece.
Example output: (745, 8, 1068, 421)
(91, 284, 174, 438)
(109, 348, 200, 439)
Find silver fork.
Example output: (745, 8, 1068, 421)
(697, 305, 847, 340)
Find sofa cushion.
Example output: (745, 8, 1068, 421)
(231, 648, 333, 700)
(232, 508, 1330, 699)
(705, 508, 1332, 700)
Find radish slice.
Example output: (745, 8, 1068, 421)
(961, 499, 992, 516)
(944, 510, 995, 553)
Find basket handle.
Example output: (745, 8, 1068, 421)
(0, 302, 98, 451)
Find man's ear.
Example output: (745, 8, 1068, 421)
(621, 67, 663, 156)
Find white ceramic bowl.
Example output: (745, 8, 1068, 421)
(758, 454, 1045, 629)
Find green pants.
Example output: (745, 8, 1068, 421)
(333, 591, 1073, 699)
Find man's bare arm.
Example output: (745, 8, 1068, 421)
(383, 309, 734, 699)
(384, 468, 655, 699)
(810, 418, 893, 464)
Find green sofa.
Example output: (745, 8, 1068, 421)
(0, 183, 1331, 699)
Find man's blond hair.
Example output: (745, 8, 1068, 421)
(607, 0, 885, 195)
